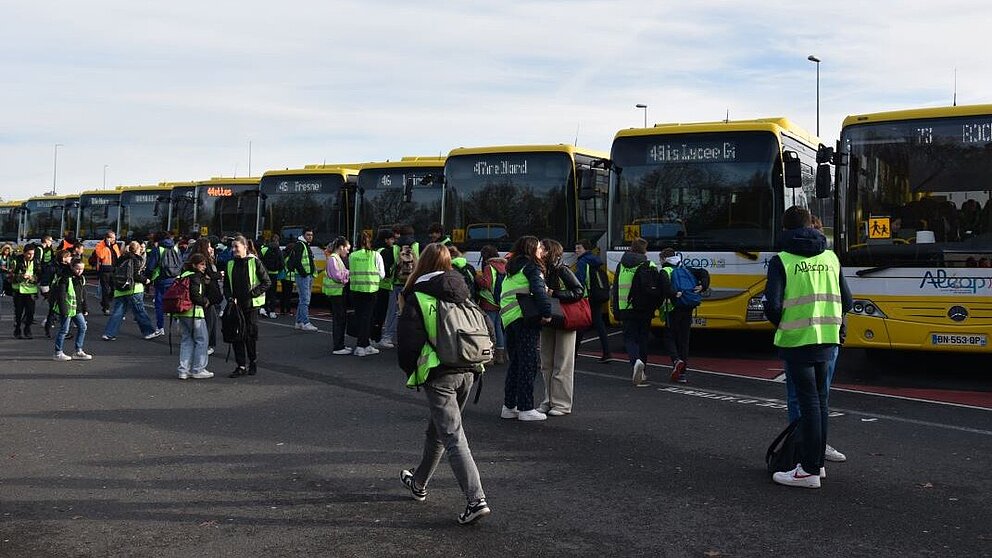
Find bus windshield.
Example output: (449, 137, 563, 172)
(259, 174, 350, 247)
(611, 131, 780, 251)
(25, 200, 65, 240)
(78, 195, 120, 241)
(196, 185, 260, 241)
(841, 115, 992, 268)
(62, 198, 78, 240)
(119, 191, 169, 242)
(357, 167, 443, 245)
(0, 207, 20, 242)
(169, 186, 196, 238)
(444, 152, 572, 251)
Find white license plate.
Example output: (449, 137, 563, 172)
(930, 333, 987, 347)
(692, 317, 707, 327)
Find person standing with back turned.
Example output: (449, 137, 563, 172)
(348, 231, 386, 357)
(764, 206, 851, 489)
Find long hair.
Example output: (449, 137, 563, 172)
(510, 235, 544, 273)
(126, 240, 143, 255)
(402, 243, 452, 294)
(184, 252, 207, 272)
(192, 237, 215, 264)
(480, 245, 500, 263)
(541, 238, 563, 270)
(358, 230, 373, 251)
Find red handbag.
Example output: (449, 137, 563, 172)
(559, 298, 592, 331)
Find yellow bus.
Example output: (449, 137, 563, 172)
(77, 189, 121, 247)
(22, 195, 78, 244)
(0, 200, 25, 246)
(118, 185, 172, 242)
(443, 144, 609, 260)
(258, 165, 363, 247)
(607, 118, 825, 329)
(355, 157, 446, 245)
(833, 104, 992, 353)
(192, 177, 261, 241)
(159, 181, 197, 238)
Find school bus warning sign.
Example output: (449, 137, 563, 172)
(868, 217, 891, 239)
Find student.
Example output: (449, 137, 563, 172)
(259, 234, 285, 319)
(93, 231, 122, 315)
(381, 225, 419, 347)
(0, 243, 14, 300)
(611, 238, 656, 386)
(499, 235, 552, 421)
(190, 237, 223, 355)
(396, 243, 491, 525)
(347, 231, 385, 356)
(538, 239, 584, 416)
(287, 229, 318, 331)
(657, 247, 709, 383)
(371, 228, 397, 347)
(150, 232, 183, 336)
(51, 257, 91, 361)
(764, 206, 852, 488)
(574, 238, 612, 362)
(44, 249, 73, 338)
(322, 237, 351, 355)
(475, 245, 507, 364)
(428, 223, 452, 246)
(102, 241, 159, 341)
(11, 243, 40, 339)
(173, 253, 213, 380)
(224, 236, 271, 377)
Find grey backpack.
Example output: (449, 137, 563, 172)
(433, 298, 494, 369)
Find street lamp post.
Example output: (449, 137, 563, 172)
(52, 143, 63, 195)
(807, 55, 821, 136)
(635, 104, 648, 128)
(103, 165, 109, 189)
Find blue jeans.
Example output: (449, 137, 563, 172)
(786, 346, 839, 422)
(177, 317, 208, 375)
(485, 310, 505, 349)
(54, 313, 87, 353)
(382, 285, 403, 341)
(784, 359, 830, 474)
(153, 278, 175, 330)
(623, 318, 651, 365)
(295, 275, 313, 324)
(104, 294, 155, 338)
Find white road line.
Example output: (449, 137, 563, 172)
(578, 330, 623, 344)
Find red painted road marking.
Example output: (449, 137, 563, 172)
(832, 383, 992, 410)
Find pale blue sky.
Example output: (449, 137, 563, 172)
(1, 0, 989, 200)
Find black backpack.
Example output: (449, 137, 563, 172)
(221, 299, 246, 343)
(158, 247, 182, 279)
(587, 264, 610, 304)
(455, 263, 478, 300)
(112, 258, 135, 291)
(628, 263, 663, 312)
(766, 420, 803, 473)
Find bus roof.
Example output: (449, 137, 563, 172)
(118, 185, 168, 193)
(193, 177, 260, 186)
(262, 166, 360, 178)
(447, 144, 609, 159)
(841, 104, 992, 128)
(26, 195, 70, 203)
(615, 117, 819, 145)
(358, 157, 447, 171)
(1, 200, 26, 207)
(79, 189, 121, 197)
(159, 181, 197, 188)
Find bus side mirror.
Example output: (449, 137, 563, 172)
(783, 151, 802, 189)
(579, 168, 606, 200)
(815, 164, 832, 198)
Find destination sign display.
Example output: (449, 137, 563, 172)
(375, 173, 403, 188)
(85, 197, 114, 206)
(473, 159, 530, 176)
(275, 180, 324, 193)
(206, 187, 234, 197)
(854, 118, 992, 146)
(130, 194, 159, 203)
(30, 200, 60, 208)
(647, 141, 738, 163)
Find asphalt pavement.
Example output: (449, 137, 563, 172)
(1, 295, 990, 557)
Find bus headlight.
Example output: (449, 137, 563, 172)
(746, 296, 766, 322)
(851, 299, 886, 318)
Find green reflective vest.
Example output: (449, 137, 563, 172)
(60, 276, 77, 316)
(616, 261, 655, 311)
(15, 260, 39, 294)
(478, 266, 498, 306)
(660, 266, 675, 315)
(773, 250, 843, 348)
(227, 257, 266, 308)
(408, 292, 442, 388)
(174, 270, 205, 318)
(376, 247, 394, 290)
(322, 253, 346, 296)
(348, 249, 380, 294)
(499, 270, 532, 327)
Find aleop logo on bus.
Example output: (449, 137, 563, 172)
(919, 269, 992, 294)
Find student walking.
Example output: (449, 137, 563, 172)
(764, 206, 852, 489)
(574, 238, 612, 362)
(322, 237, 351, 355)
(148, 232, 183, 336)
(103, 241, 159, 341)
(538, 239, 584, 416)
(224, 236, 271, 377)
(657, 247, 709, 383)
(499, 236, 552, 421)
(347, 231, 385, 357)
(93, 231, 121, 315)
(611, 238, 657, 386)
(173, 253, 213, 380)
(396, 243, 491, 525)
(475, 245, 507, 364)
(287, 229, 318, 331)
(11, 243, 41, 339)
(51, 257, 91, 361)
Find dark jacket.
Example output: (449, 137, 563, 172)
(204, 260, 224, 305)
(507, 254, 552, 321)
(286, 239, 315, 277)
(397, 270, 494, 378)
(223, 255, 271, 302)
(51, 265, 88, 316)
(115, 252, 149, 289)
(546, 262, 584, 302)
(611, 250, 649, 318)
(763, 227, 853, 361)
(183, 268, 210, 310)
(260, 243, 284, 273)
(575, 251, 603, 286)
(11, 254, 40, 290)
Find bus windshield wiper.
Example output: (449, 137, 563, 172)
(856, 265, 892, 277)
(735, 248, 760, 260)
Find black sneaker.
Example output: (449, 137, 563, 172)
(229, 366, 247, 378)
(23, 328, 33, 339)
(14, 329, 22, 339)
(598, 353, 612, 363)
(457, 499, 491, 525)
(247, 362, 257, 376)
(400, 469, 427, 501)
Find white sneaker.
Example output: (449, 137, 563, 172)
(517, 409, 548, 422)
(53, 351, 73, 361)
(632, 359, 647, 386)
(548, 409, 568, 416)
(820, 467, 827, 478)
(772, 464, 821, 489)
(500, 405, 519, 419)
(377, 339, 395, 349)
(824, 444, 847, 462)
(364, 345, 380, 355)
(190, 370, 214, 379)
(156, 328, 166, 336)
(178, 372, 190, 380)
(144, 330, 165, 340)
(259, 309, 269, 318)
(300, 322, 318, 332)
(207, 347, 215, 355)
(333, 348, 353, 355)
(294, 322, 302, 330)
(73, 350, 93, 360)
(354, 347, 368, 357)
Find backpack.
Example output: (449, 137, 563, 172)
(587, 264, 610, 304)
(395, 245, 417, 283)
(163, 276, 193, 315)
(455, 263, 478, 300)
(766, 420, 803, 473)
(431, 298, 494, 369)
(158, 247, 182, 279)
(628, 263, 663, 311)
(87, 251, 99, 269)
(221, 298, 247, 343)
(671, 266, 703, 308)
(112, 258, 135, 291)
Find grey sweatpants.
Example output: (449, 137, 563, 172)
(412, 371, 486, 503)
